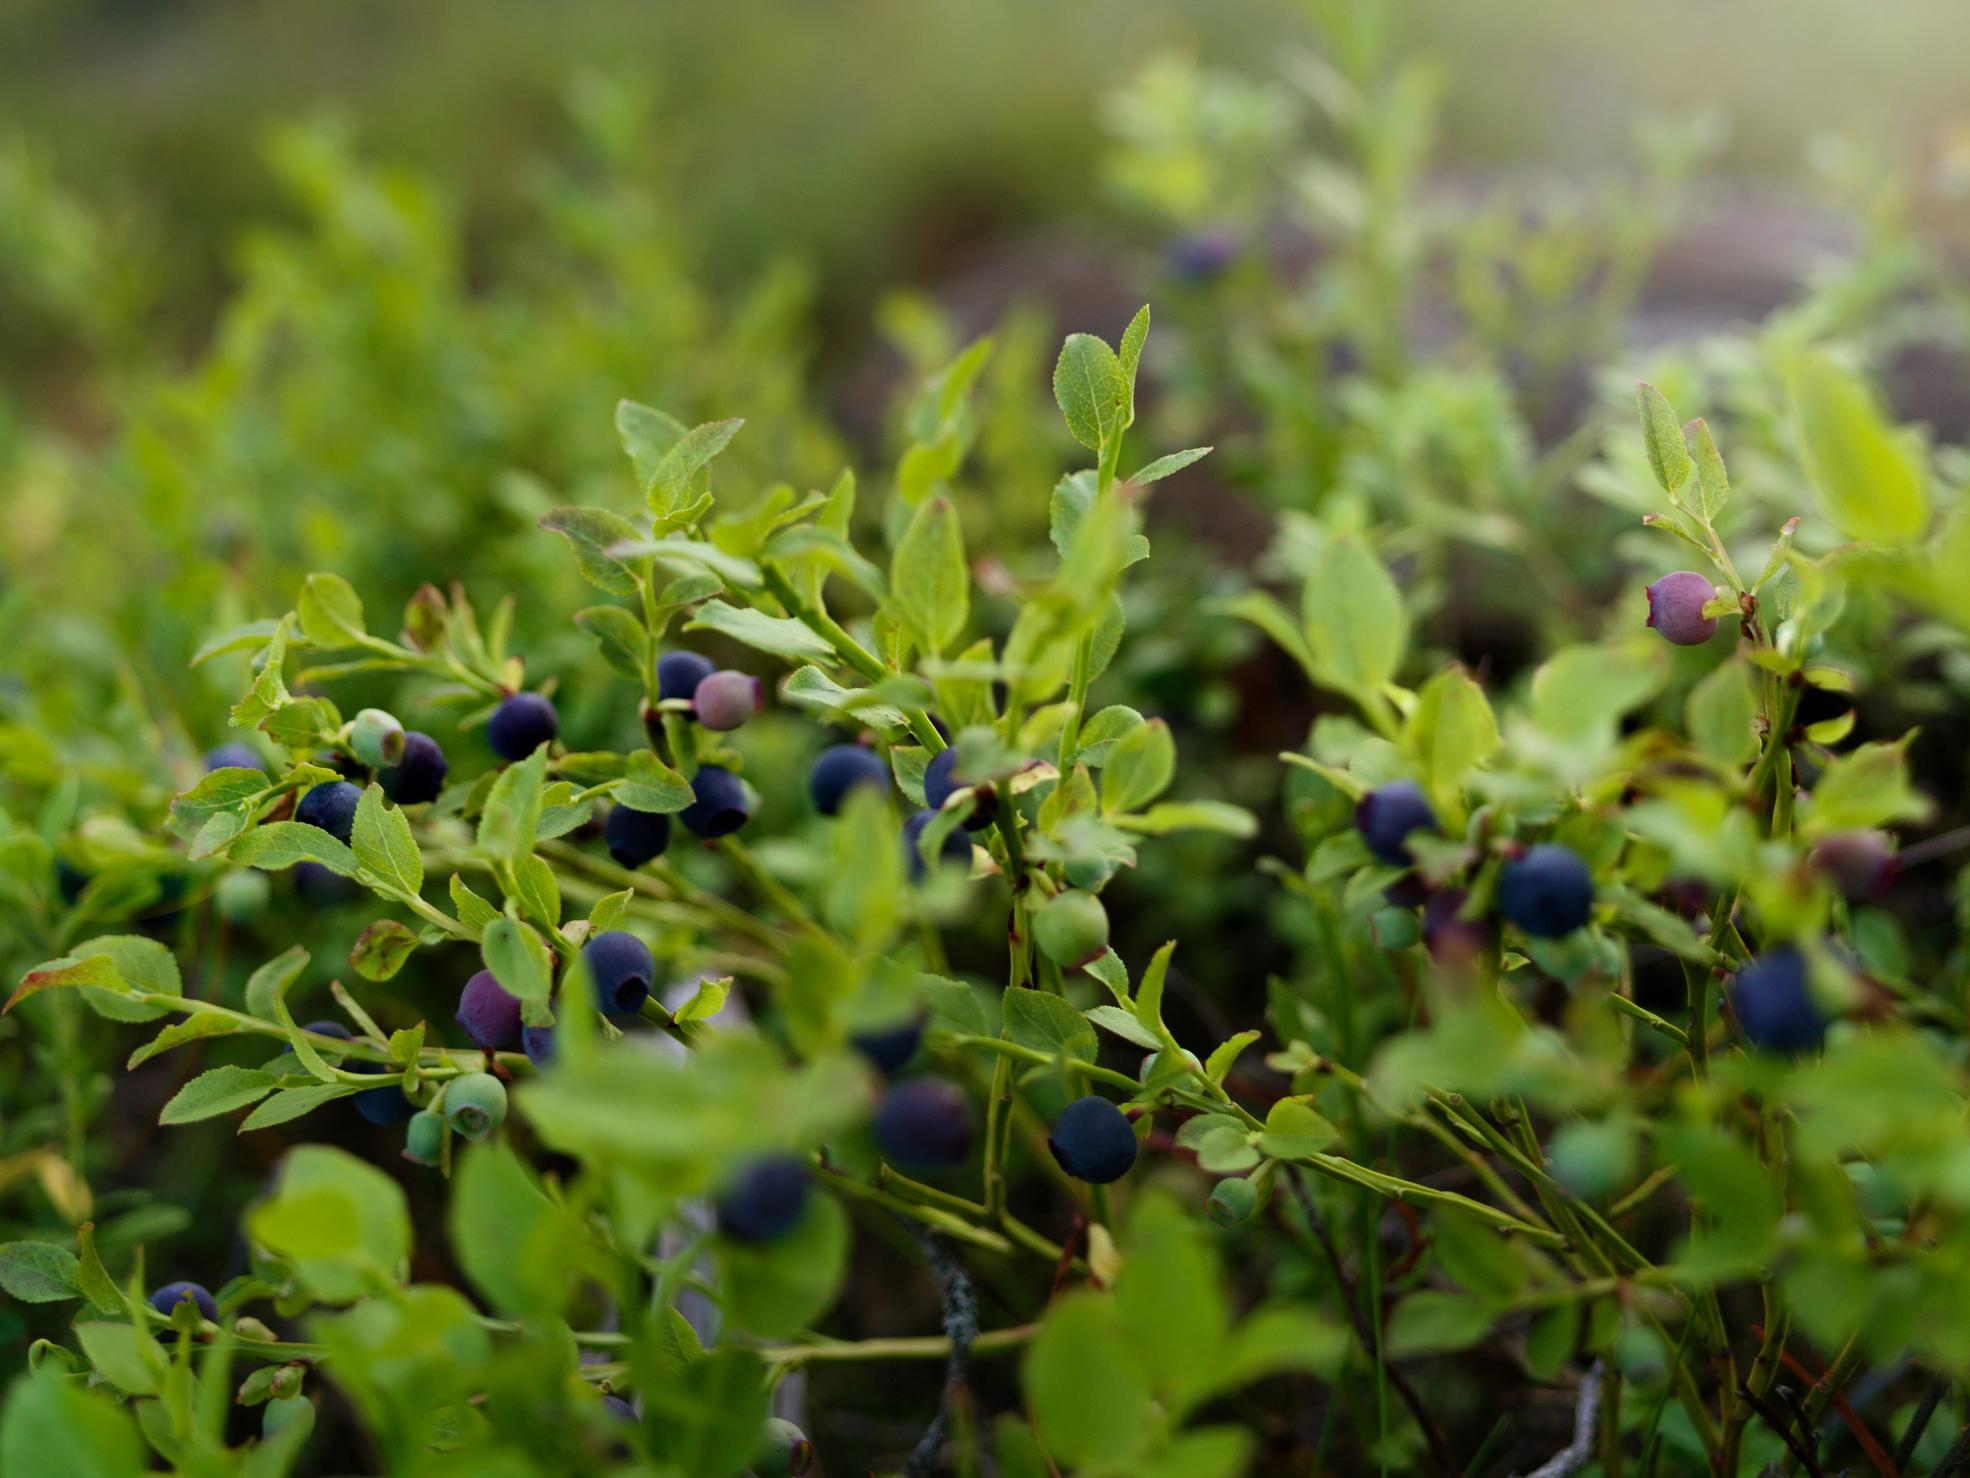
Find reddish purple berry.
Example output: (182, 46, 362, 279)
(1644, 571, 1720, 646)
(1810, 831, 1897, 902)
(456, 969, 523, 1049)
(692, 670, 763, 731)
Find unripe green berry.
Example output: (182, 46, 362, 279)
(349, 708, 407, 769)
(1034, 890, 1109, 970)
(1207, 1177, 1260, 1226)
(215, 869, 271, 924)
(755, 1417, 815, 1476)
(403, 1109, 446, 1166)
(263, 1395, 315, 1442)
(445, 1073, 508, 1143)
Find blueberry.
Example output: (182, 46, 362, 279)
(445, 1072, 508, 1142)
(583, 930, 655, 1016)
(55, 860, 89, 905)
(1046, 1095, 1137, 1184)
(522, 1025, 556, 1066)
(1356, 780, 1437, 865)
(354, 1070, 418, 1126)
(148, 1281, 218, 1324)
(715, 1153, 811, 1243)
(349, 708, 406, 769)
(602, 1394, 637, 1422)
(1207, 1177, 1260, 1226)
(809, 743, 891, 816)
(605, 804, 671, 868)
(657, 651, 717, 706)
(923, 746, 993, 830)
(381, 731, 448, 805)
(755, 1418, 815, 1477)
(872, 1077, 973, 1170)
(1498, 844, 1594, 938)
(295, 861, 360, 906)
(301, 1019, 352, 1042)
(1035, 890, 1110, 969)
(1810, 831, 1897, 902)
(487, 692, 559, 761)
(902, 809, 971, 879)
(850, 1012, 925, 1074)
(1421, 889, 1491, 965)
(204, 742, 264, 772)
(294, 780, 362, 845)
(403, 1109, 445, 1166)
(1644, 571, 1720, 647)
(679, 766, 751, 838)
(1731, 947, 1825, 1054)
(455, 969, 523, 1050)
(692, 670, 763, 732)
(1167, 227, 1238, 283)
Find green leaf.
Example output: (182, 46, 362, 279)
(0, 1242, 81, 1303)
(159, 1066, 280, 1125)
(616, 399, 687, 488)
(575, 604, 649, 680)
(1117, 304, 1150, 403)
(231, 822, 358, 877)
(127, 1012, 241, 1070)
(247, 1145, 411, 1302)
(618, 749, 693, 814)
(540, 506, 642, 596)
(588, 888, 633, 935)
(1203, 1031, 1261, 1085)
(351, 786, 422, 896)
(1134, 940, 1177, 1041)
(1256, 1099, 1338, 1158)
(0, 1366, 147, 1478)
(67, 933, 180, 1024)
(1125, 446, 1211, 485)
(450, 875, 502, 929)
(74, 1322, 161, 1396)
(1688, 418, 1730, 520)
(1802, 737, 1931, 836)
(168, 767, 269, 845)
(1635, 383, 1691, 494)
(649, 418, 744, 517)
(1303, 537, 1407, 702)
(1052, 333, 1130, 454)
(1002, 986, 1097, 1064)
(478, 745, 547, 863)
(1024, 1292, 1152, 1467)
(511, 853, 562, 929)
(1101, 717, 1175, 815)
(1402, 667, 1499, 815)
(1086, 1004, 1163, 1050)
(780, 666, 910, 735)
(1115, 1192, 1229, 1396)
(1686, 659, 1759, 766)
(1385, 1291, 1498, 1357)
(675, 976, 730, 1023)
(1789, 349, 1929, 543)
(450, 1141, 589, 1319)
(482, 916, 554, 1007)
(240, 1084, 360, 1133)
(244, 945, 310, 1021)
(296, 572, 367, 646)
(350, 919, 419, 982)
(718, 1193, 849, 1339)
(889, 497, 969, 657)
(684, 601, 833, 663)
(1115, 800, 1257, 838)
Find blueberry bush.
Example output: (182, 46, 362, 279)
(4, 14, 1970, 1478)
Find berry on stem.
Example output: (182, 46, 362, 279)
(583, 929, 655, 1016)
(148, 1281, 218, 1324)
(1207, 1177, 1260, 1226)
(381, 731, 448, 804)
(902, 810, 971, 878)
(1046, 1095, 1137, 1183)
(809, 743, 891, 816)
(487, 692, 559, 761)
(1811, 830, 1898, 902)
(923, 746, 993, 830)
(294, 780, 361, 845)
(295, 861, 360, 906)
(693, 670, 763, 731)
(1498, 844, 1594, 938)
(522, 1025, 556, 1066)
(715, 1154, 811, 1243)
(1731, 947, 1826, 1054)
(605, 804, 671, 868)
(872, 1077, 973, 1170)
(657, 650, 717, 707)
(755, 1418, 815, 1477)
(850, 1012, 925, 1074)
(1355, 780, 1437, 865)
(456, 969, 523, 1049)
(204, 742, 264, 773)
(445, 1072, 509, 1142)
(1034, 890, 1109, 970)
(1644, 571, 1720, 646)
(349, 707, 406, 769)
(1421, 888, 1491, 965)
(680, 766, 752, 838)
(403, 1109, 445, 1166)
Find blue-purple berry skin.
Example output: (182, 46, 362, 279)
(1811, 831, 1897, 902)
(584, 930, 654, 1016)
(715, 1154, 812, 1243)
(605, 805, 671, 868)
(680, 766, 751, 838)
(602, 1394, 637, 1422)
(1645, 571, 1720, 646)
(902, 810, 971, 879)
(381, 731, 448, 804)
(657, 651, 717, 706)
(1498, 844, 1595, 938)
(1732, 948, 1825, 1054)
(1167, 227, 1238, 282)
(692, 670, 762, 731)
(204, 742, 264, 773)
(1421, 889, 1491, 964)
(923, 747, 993, 830)
(456, 969, 523, 1050)
(851, 1013, 925, 1075)
(522, 1025, 556, 1066)
(294, 861, 360, 906)
(301, 1020, 351, 1042)
(329, 1024, 417, 1125)
(810, 744, 891, 816)
(487, 692, 559, 761)
(872, 1077, 973, 1170)
(149, 1281, 218, 1324)
(1356, 781, 1437, 865)
(294, 781, 362, 845)
(1047, 1096, 1138, 1184)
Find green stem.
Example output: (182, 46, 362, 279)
(757, 1324, 1037, 1368)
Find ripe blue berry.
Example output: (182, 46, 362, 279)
(403, 1109, 445, 1166)
(602, 1394, 637, 1422)
(1731, 947, 1825, 1054)
(923, 746, 993, 829)
(872, 1077, 973, 1170)
(294, 861, 359, 905)
(850, 1012, 925, 1074)
(456, 970, 523, 1050)
(381, 731, 448, 805)
(679, 766, 751, 838)
(902, 809, 971, 879)
(445, 1072, 508, 1142)
(301, 1019, 351, 1043)
(1168, 227, 1238, 283)
(605, 804, 670, 868)
(657, 650, 717, 706)
(294, 780, 361, 845)
(1421, 888, 1491, 965)
(1046, 1095, 1137, 1184)
(809, 743, 890, 816)
(204, 742, 264, 772)
(583, 930, 655, 1016)
(522, 1025, 556, 1066)
(715, 1154, 811, 1243)
(1498, 844, 1594, 938)
(487, 692, 559, 761)
(354, 1072, 418, 1126)
(1356, 780, 1437, 865)
(1644, 571, 1720, 646)
(693, 670, 763, 731)
(148, 1281, 218, 1324)
(1811, 831, 1897, 902)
